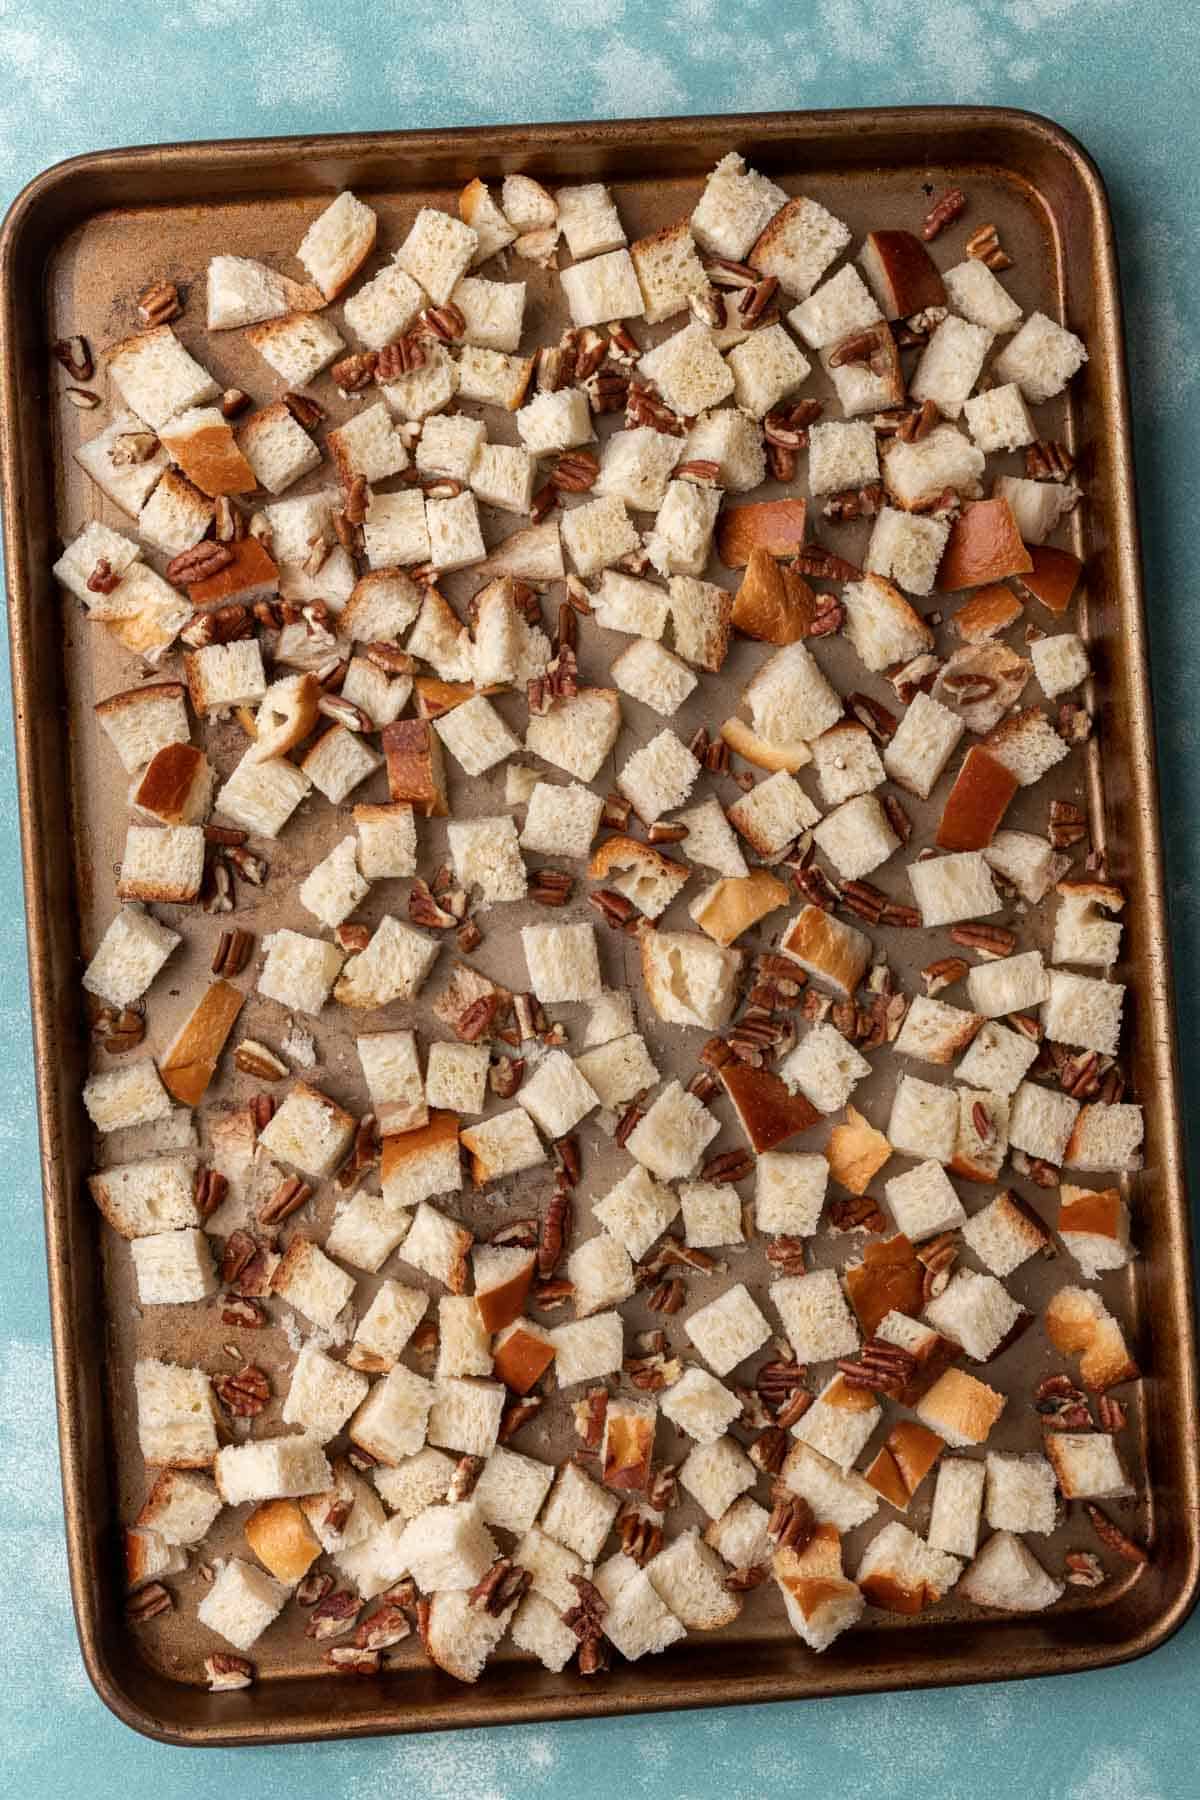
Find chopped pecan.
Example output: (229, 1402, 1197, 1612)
(563, 1573, 608, 1644)
(296, 1570, 336, 1608)
(614, 1096, 647, 1147)
(52, 334, 94, 381)
(823, 481, 884, 523)
(63, 386, 101, 409)
(750, 1426, 790, 1475)
(1086, 1505, 1149, 1565)
(618, 1508, 663, 1567)
(193, 1167, 229, 1220)
(1026, 438, 1075, 482)
(647, 1277, 685, 1314)
(624, 378, 684, 435)
(166, 541, 234, 585)
(211, 927, 254, 977)
(1064, 1550, 1105, 1588)
(419, 300, 466, 342)
(550, 450, 600, 492)
(949, 922, 1017, 958)
(126, 1582, 172, 1622)
(205, 1651, 254, 1689)
(137, 280, 182, 325)
(356, 1602, 413, 1650)
(530, 868, 575, 906)
(725, 1565, 768, 1593)
(922, 187, 967, 239)
(533, 1277, 574, 1310)
(221, 386, 251, 418)
(234, 1039, 288, 1080)
(922, 955, 969, 996)
(555, 1135, 582, 1187)
(765, 1237, 807, 1278)
(213, 1364, 270, 1417)
(964, 222, 1013, 270)
(588, 887, 639, 931)
(538, 1190, 571, 1279)
(324, 1647, 380, 1675)
(1097, 1394, 1128, 1432)
(258, 1173, 312, 1226)
(375, 334, 426, 380)
(305, 1589, 362, 1640)
(838, 1337, 918, 1397)
(768, 1492, 816, 1553)
(91, 1004, 146, 1054)
(792, 862, 840, 912)
(1048, 799, 1088, 849)
(498, 1396, 543, 1442)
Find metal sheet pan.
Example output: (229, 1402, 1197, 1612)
(1, 105, 1196, 1745)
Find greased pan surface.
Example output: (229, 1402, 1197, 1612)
(1, 107, 1195, 1744)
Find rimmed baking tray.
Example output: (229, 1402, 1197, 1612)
(1, 105, 1196, 1745)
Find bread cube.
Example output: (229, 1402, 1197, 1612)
(963, 382, 1036, 454)
(425, 490, 485, 572)
(745, 640, 842, 746)
(993, 309, 1086, 402)
(516, 387, 594, 455)
(301, 723, 383, 804)
(691, 151, 787, 261)
(396, 1501, 499, 1595)
(1044, 1431, 1134, 1502)
(647, 1528, 741, 1631)
(982, 1452, 1058, 1535)
(89, 1155, 198, 1239)
(965, 951, 1050, 1022)
(780, 905, 871, 1000)
(680, 1433, 757, 1521)
(924, 1268, 1023, 1362)
(669, 798, 745, 882)
(324, 1185, 411, 1274)
(297, 833, 369, 931)
(778, 1441, 878, 1533)
(895, 996, 983, 1069)
(883, 1160, 966, 1246)
(341, 258, 423, 348)
(116, 823, 205, 904)
(107, 324, 218, 429)
(639, 319, 735, 416)
(589, 1164, 676, 1262)
(348, 1363, 435, 1464)
(908, 850, 1002, 928)
(616, 728, 700, 825)
(910, 315, 993, 420)
(379, 340, 459, 420)
(247, 307, 345, 385)
(350, 1031, 424, 1139)
(468, 1446, 555, 1538)
(882, 424, 985, 511)
(334, 914, 440, 1008)
(1053, 880, 1123, 970)
(809, 722, 885, 807)
(525, 682, 622, 780)
(659, 1366, 741, 1447)
(646, 477, 723, 579)
(392, 206, 475, 304)
(984, 708, 1071, 787)
(76, 409, 170, 517)
(630, 218, 709, 324)
(959, 1188, 1046, 1280)
(137, 467, 214, 555)
(1064, 1102, 1144, 1173)
(958, 1531, 1063, 1611)
(753, 1150, 828, 1237)
(1008, 1080, 1080, 1165)
(427, 1377, 506, 1457)
(926, 1457, 986, 1559)
(83, 1059, 172, 1135)
(776, 1028, 865, 1121)
(560, 493, 640, 577)
(259, 1083, 355, 1180)
(214, 1436, 332, 1506)
(130, 1227, 217, 1306)
(771, 1267, 860, 1363)
(470, 440, 535, 515)
(993, 473, 1077, 546)
(862, 509, 950, 608)
(1058, 1184, 1133, 1280)
(136, 1469, 221, 1548)
(788, 264, 882, 349)
(842, 574, 934, 676)
(447, 814, 527, 902)
(886, 1079, 960, 1166)
(855, 1520, 962, 1614)
(669, 1179, 739, 1251)
(198, 1557, 287, 1652)
(555, 182, 625, 258)
(216, 748, 311, 839)
(361, 488, 429, 569)
(747, 190, 848, 297)
(563, 1231, 634, 1318)
(625, 1077, 722, 1178)
(571, 1036, 657, 1119)
(518, 1049, 600, 1141)
(954, 1021, 1040, 1097)
(609, 641, 696, 724)
(775, 1530, 866, 1653)
(727, 323, 811, 417)
(460, 1109, 546, 1187)
(792, 1374, 881, 1471)
(728, 769, 820, 857)
(520, 919, 602, 1004)
(542, 1310, 620, 1391)
(883, 692, 964, 801)
(451, 274, 526, 351)
(812, 793, 899, 881)
(592, 1559, 686, 1661)
(808, 420, 880, 497)
(559, 248, 643, 327)
(271, 1238, 356, 1330)
(515, 782, 602, 865)
(915, 1367, 1005, 1449)
(1046, 1284, 1139, 1391)
(134, 1357, 220, 1468)
(416, 1041, 485, 1118)
(282, 1342, 369, 1443)
(236, 400, 322, 495)
(1042, 969, 1124, 1057)
(539, 1459, 620, 1562)
(821, 338, 904, 416)
(363, 1453, 450, 1532)
(685, 1282, 771, 1377)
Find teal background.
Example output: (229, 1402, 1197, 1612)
(2, 3, 1198, 1794)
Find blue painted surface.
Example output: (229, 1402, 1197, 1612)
(2, 4, 1198, 1794)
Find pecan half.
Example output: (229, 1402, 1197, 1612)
(838, 1337, 918, 1396)
(768, 1492, 816, 1553)
(166, 541, 235, 586)
(1086, 1505, 1149, 1565)
(126, 1581, 172, 1622)
(213, 1364, 270, 1417)
(91, 1004, 146, 1054)
(1064, 1550, 1105, 1588)
(949, 922, 1016, 958)
(922, 187, 967, 240)
(205, 1652, 254, 1689)
(258, 1173, 312, 1225)
(193, 1166, 229, 1220)
(765, 1236, 807, 1277)
(470, 1556, 532, 1616)
(530, 868, 574, 906)
(618, 1508, 663, 1567)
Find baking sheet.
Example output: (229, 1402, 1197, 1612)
(1, 107, 1196, 1743)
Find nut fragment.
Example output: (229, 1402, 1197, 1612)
(1064, 1551, 1105, 1589)
(126, 1582, 172, 1622)
(1086, 1505, 1149, 1565)
(52, 335, 94, 381)
(234, 1039, 289, 1080)
(137, 280, 183, 325)
(205, 1652, 254, 1690)
(965, 222, 1013, 270)
(166, 541, 235, 585)
(92, 1005, 146, 1054)
(258, 1173, 312, 1225)
(767, 1492, 816, 1552)
(213, 1363, 270, 1417)
(922, 187, 967, 240)
(305, 1588, 362, 1640)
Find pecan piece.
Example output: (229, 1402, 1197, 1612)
(126, 1582, 173, 1622)
(498, 1396, 542, 1442)
(768, 1492, 816, 1553)
(258, 1173, 312, 1226)
(837, 1337, 918, 1397)
(765, 1236, 807, 1278)
(305, 1588, 362, 1640)
(530, 868, 574, 907)
(137, 280, 182, 325)
(213, 1364, 270, 1418)
(324, 1647, 380, 1675)
(1086, 1505, 1149, 1565)
(647, 1278, 685, 1313)
(52, 334, 94, 381)
(193, 1166, 229, 1220)
(700, 1148, 755, 1185)
(949, 922, 1017, 958)
(618, 1508, 663, 1567)
(205, 1652, 254, 1689)
(470, 1556, 532, 1616)
(1064, 1551, 1105, 1588)
(964, 222, 1013, 270)
(91, 1004, 146, 1054)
